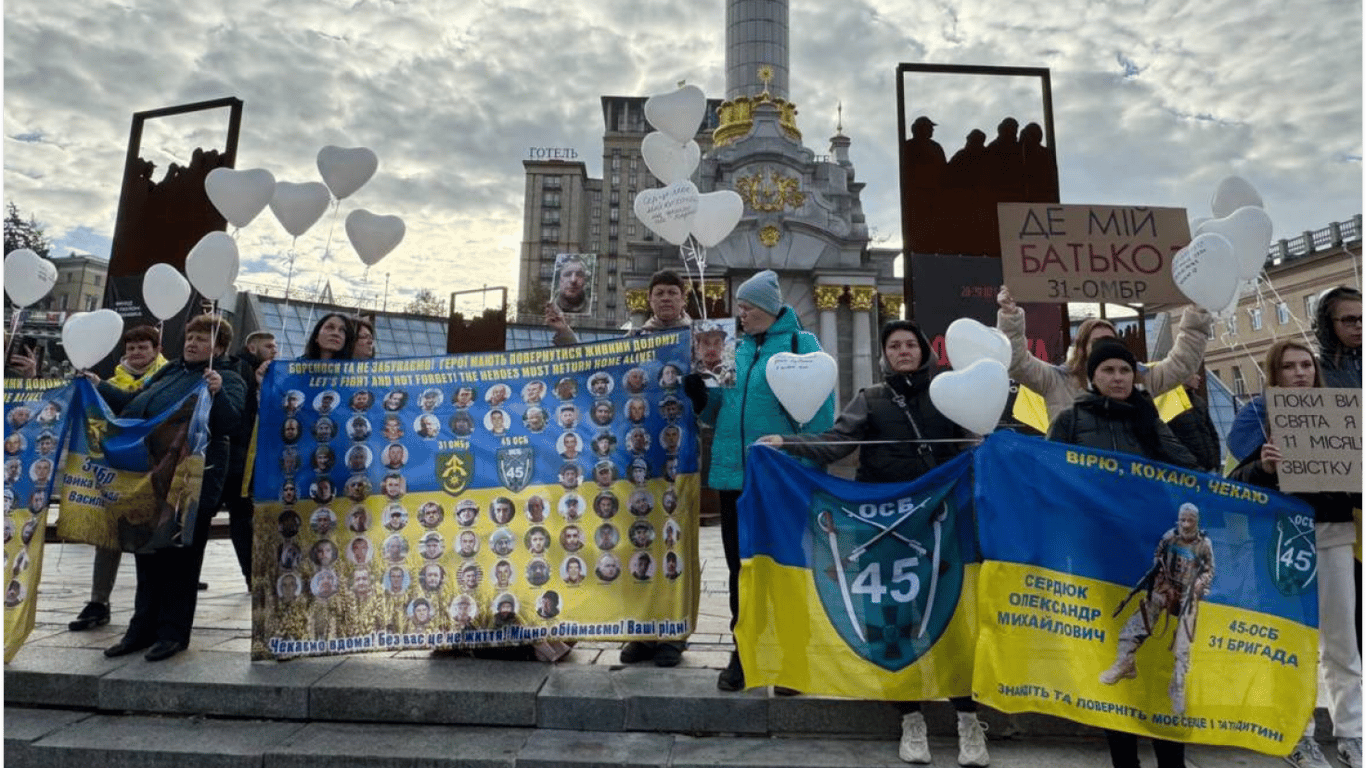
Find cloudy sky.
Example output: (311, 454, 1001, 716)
(4, 0, 1361, 315)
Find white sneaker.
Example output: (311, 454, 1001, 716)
(1338, 737, 1362, 768)
(1285, 736, 1333, 768)
(899, 711, 931, 764)
(957, 712, 990, 767)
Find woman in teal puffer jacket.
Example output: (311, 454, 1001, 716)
(684, 270, 834, 691)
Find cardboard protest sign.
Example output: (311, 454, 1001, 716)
(998, 204, 1190, 305)
(1265, 386, 1362, 493)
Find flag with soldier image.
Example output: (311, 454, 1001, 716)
(736, 446, 978, 698)
(972, 431, 1318, 757)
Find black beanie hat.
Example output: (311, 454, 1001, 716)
(1086, 339, 1138, 384)
(879, 319, 923, 352)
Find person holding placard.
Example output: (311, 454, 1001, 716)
(996, 286, 1210, 424)
(1226, 339, 1362, 768)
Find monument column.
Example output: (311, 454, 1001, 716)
(849, 286, 877, 392)
(626, 289, 649, 329)
(814, 283, 842, 363)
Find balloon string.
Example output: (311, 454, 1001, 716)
(302, 200, 343, 347)
(4, 309, 25, 364)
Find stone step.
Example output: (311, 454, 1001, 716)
(5, 706, 1294, 768)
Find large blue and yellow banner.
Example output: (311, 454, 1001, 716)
(4, 378, 74, 662)
(736, 446, 978, 699)
(251, 331, 700, 659)
(973, 431, 1317, 755)
(55, 378, 212, 552)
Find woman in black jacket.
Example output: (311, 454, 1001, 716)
(1047, 339, 1196, 768)
(760, 320, 988, 767)
(92, 314, 247, 662)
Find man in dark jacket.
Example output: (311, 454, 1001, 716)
(1167, 372, 1221, 472)
(220, 330, 277, 587)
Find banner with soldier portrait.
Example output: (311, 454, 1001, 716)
(972, 432, 1318, 756)
(735, 446, 979, 699)
(3, 378, 73, 662)
(251, 331, 698, 659)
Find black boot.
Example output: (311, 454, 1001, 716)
(68, 602, 110, 631)
(717, 650, 745, 691)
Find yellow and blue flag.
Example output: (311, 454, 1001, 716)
(736, 446, 978, 699)
(973, 432, 1318, 756)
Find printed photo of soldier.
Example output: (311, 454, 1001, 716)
(1100, 502, 1214, 715)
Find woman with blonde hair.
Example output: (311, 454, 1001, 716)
(996, 287, 1210, 424)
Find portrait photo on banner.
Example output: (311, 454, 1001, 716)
(249, 331, 701, 659)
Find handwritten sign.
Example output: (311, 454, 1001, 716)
(1266, 386, 1362, 493)
(998, 204, 1190, 305)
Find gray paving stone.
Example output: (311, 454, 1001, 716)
(263, 721, 528, 768)
(615, 667, 768, 734)
(517, 729, 674, 768)
(3, 647, 130, 708)
(309, 655, 548, 725)
(4, 707, 92, 768)
(668, 734, 908, 767)
(24, 713, 304, 768)
(99, 652, 346, 718)
(767, 694, 901, 736)
(537, 667, 625, 731)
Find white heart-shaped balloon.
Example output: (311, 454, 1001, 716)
(644, 85, 707, 144)
(345, 209, 405, 266)
(317, 145, 378, 200)
(4, 249, 58, 308)
(765, 351, 837, 425)
(691, 190, 744, 249)
(185, 231, 240, 299)
(1171, 233, 1238, 313)
(1210, 176, 1264, 219)
(929, 359, 1009, 435)
(204, 167, 276, 229)
(61, 309, 124, 370)
(944, 318, 1011, 370)
(142, 263, 192, 321)
(1194, 205, 1272, 281)
(641, 132, 701, 185)
(270, 181, 332, 238)
(633, 181, 699, 246)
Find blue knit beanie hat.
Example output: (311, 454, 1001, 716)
(735, 270, 783, 316)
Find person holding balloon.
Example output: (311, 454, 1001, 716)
(64, 325, 170, 632)
(996, 287, 1211, 425)
(1046, 339, 1197, 768)
(89, 313, 247, 662)
(757, 318, 989, 766)
(1225, 339, 1361, 768)
(683, 270, 835, 692)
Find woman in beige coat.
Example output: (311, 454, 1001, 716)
(996, 287, 1211, 424)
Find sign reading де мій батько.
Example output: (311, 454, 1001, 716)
(1265, 386, 1362, 494)
(997, 204, 1191, 305)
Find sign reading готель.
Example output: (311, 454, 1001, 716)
(998, 204, 1191, 305)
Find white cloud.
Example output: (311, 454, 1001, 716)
(4, 0, 1360, 315)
